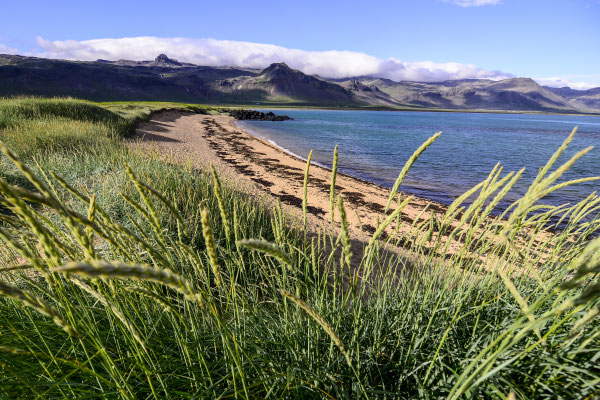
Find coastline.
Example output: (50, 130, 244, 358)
(130, 109, 559, 264)
(233, 119, 422, 202)
(130, 110, 454, 243)
(206, 103, 600, 117)
(233, 109, 600, 215)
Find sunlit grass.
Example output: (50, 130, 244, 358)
(0, 97, 599, 399)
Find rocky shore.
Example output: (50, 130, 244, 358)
(228, 109, 292, 121)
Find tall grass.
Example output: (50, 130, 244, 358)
(0, 97, 599, 399)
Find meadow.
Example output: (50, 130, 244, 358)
(0, 97, 599, 399)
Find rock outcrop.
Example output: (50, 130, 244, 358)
(154, 54, 182, 66)
(228, 110, 292, 121)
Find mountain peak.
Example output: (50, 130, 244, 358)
(261, 62, 293, 75)
(154, 54, 181, 65)
(492, 77, 541, 91)
(509, 77, 538, 85)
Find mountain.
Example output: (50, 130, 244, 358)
(1, 53, 599, 113)
(335, 79, 402, 107)
(0, 54, 259, 102)
(330, 77, 580, 112)
(543, 86, 600, 113)
(208, 62, 358, 105)
(96, 54, 195, 68)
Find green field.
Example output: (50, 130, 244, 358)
(0, 97, 599, 399)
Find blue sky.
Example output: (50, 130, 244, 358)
(1, 0, 599, 88)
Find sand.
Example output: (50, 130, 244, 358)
(129, 110, 452, 243)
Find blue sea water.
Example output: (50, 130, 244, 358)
(236, 110, 600, 212)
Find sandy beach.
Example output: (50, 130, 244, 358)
(129, 110, 454, 245)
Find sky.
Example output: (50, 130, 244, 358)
(1, 0, 599, 88)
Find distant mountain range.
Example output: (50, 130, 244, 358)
(1, 53, 599, 114)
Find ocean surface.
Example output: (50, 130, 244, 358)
(236, 110, 600, 213)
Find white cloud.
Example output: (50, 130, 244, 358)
(29, 36, 512, 83)
(534, 77, 598, 91)
(0, 43, 19, 54)
(443, 0, 502, 7)
(2, 36, 596, 89)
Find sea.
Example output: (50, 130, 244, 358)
(236, 109, 600, 215)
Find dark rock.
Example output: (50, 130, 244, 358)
(348, 79, 373, 92)
(154, 54, 182, 66)
(228, 109, 292, 121)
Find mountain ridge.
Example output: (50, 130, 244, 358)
(0, 53, 598, 113)
(328, 76, 580, 112)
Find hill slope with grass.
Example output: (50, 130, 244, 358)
(0, 98, 599, 398)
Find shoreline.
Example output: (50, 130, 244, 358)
(227, 117, 454, 216)
(227, 116, 452, 216)
(130, 110, 560, 261)
(233, 119, 436, 205)
(203, 103, 600, 117)
(130, 110, 453, 243)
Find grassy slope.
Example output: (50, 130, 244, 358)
(0, 98, 599, 399)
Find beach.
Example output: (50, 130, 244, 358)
(130, 110, 451, 244)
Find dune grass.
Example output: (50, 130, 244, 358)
(0, 97, 599, 399)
